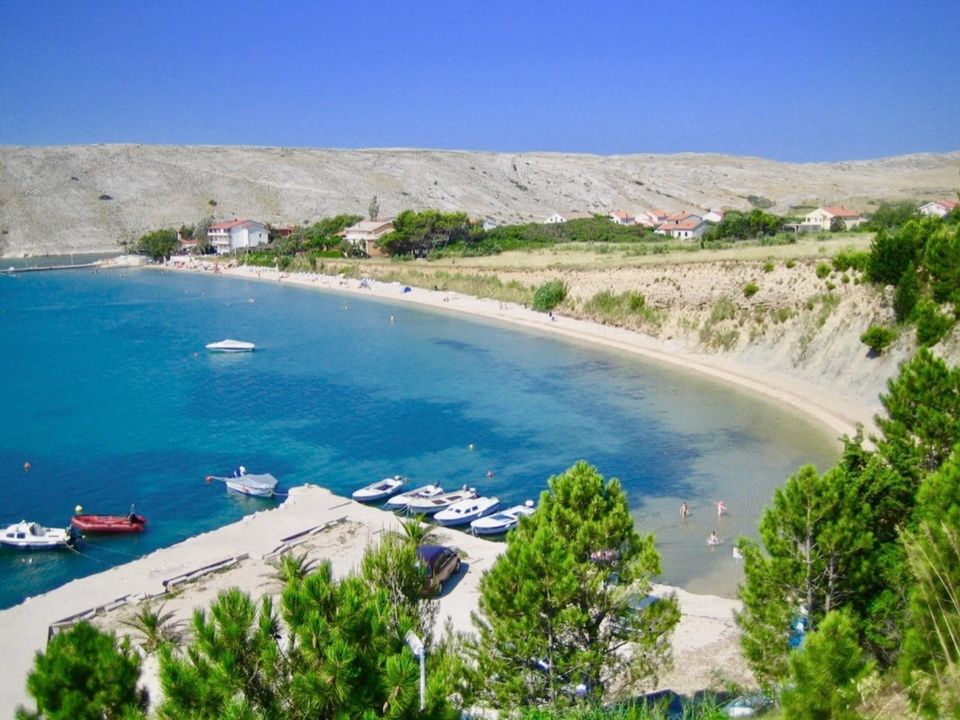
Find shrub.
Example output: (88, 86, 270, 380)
(833, 250, 870, 273)
(816, 262, 832, 279)
(709, 297, 737, 324)
(743, 282, 759, 298)
(861, 325, 896, 354)
(915, 298, 955, 347)
(762, 261, 775, 273)
(785, 259, 796, 269)
(532, 279, 567, 311)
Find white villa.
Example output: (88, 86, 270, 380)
(803, 206, 864, 231)
(543, 212, 591, 224)
(207, 219, 269, 255)
(919, 199, 960, 217)
(655, 217, 706, 240)
(341, 219, 394, 256)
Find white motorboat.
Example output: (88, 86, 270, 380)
(206, 467, 278, 497)
(0, 521, 72, 549)
(406, 487, 477, 516)
(384, 483, 444, 511)
(435, 495, 500, 527)
(205, 338, 256, 353)
(352, 475, 407, 502)
(470, 500, 535, 535)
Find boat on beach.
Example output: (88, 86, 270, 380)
(206, 467, 278, 497)
(406, 486, 478, 516)
(470, 500, 535, 535)
(352, 475, 407, 502)
(71, 508, 147, 534)
(0, 521, 72, 549)
(205, 338, 256, 353)
(384, 483, 444, 511)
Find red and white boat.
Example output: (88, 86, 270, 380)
(71, 507, 147, 534)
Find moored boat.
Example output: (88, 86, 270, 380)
(0, 521, 72, 549)
(406, 486, 478, 516)
(435, 495, 500, 527)
(205, 338, 256, 353)
(71, 508, 147, 534)
(470, 500, 535, 535)
(384, 483, 444, 511)
(352, 475, 407, 502)
(206, 467, 278, 497)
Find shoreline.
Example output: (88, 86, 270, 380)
(196, 261, 878, 440)
(0, 485, 749, 714)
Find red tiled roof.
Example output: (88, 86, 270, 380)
(823, 206, 861, 218)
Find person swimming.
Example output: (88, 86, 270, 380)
(707, 531, 721, 546)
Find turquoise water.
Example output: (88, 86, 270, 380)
(0, 268, 839, 607)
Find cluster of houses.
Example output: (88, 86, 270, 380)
(183, 197, 959, 257)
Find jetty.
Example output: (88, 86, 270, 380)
(5, 262, 100, 274)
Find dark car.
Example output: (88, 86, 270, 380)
(417, 544, 461, 595)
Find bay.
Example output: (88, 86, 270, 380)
(0, 267, 838, 608)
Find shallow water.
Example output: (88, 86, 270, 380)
(0, 268, 838, 607)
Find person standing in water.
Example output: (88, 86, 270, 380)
(680, 502, 689, 519)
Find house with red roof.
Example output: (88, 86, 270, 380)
(655, 217, 706, 240)
(919, 199, 960, 218)
(341, 219, 394, 256)
(636, 210, 668, 228)
(804, 206, 864, 231)
(207, 219, 269, 255)
(609, 209, 635, 225)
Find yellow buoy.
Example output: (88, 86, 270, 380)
(75, 505, 83, 515)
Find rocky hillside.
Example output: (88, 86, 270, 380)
(1, 145, 958, 256)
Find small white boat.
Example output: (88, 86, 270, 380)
(406, 487, 477, 516)
(205, 338, 256, 353)
(470, 500, 535, 535)
(384, 483, 444, 511)
(206, 468, 278, 497)
(435, 496, 500, 527)
(352, 475, 407, 502)
(0, 521, 72, 549)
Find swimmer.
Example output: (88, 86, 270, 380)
(716, 500, 727, 517)
(680, 502, 689, 519)
(707, 531, 720, 546)
(23, 461, 31, 473)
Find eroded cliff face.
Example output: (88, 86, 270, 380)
(1, 144, 958, 256)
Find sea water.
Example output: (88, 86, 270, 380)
(0, 268, 838, 608)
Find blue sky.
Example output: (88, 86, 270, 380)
(1, 0, 957, 161)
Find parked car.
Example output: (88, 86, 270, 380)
(417, 544, 461, 595)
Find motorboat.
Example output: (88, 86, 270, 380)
(470, 500, 535, 535)
(72, 508, 147, 534)
(384, 483, 444, 511)
(206, 467, 278, 497)
(0, 521, 72, 549)
(352, 475, 407, 502)
(205, 339, 256, 353)
(435, 495, 500, 527)
(406, 487, 478, 516)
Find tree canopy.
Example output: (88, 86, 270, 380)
(136, 228, 178, 261)
(468, 461, 679, 709)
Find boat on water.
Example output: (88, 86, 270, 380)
(470, 500, 535, 535)
(406, 487, 478, 516)
(385, 483, 444, 511)
(0, 521, 72, 549)
(205, 338, 256, 353)
(206, 467, 278, 497)
(352, 475, 407, 502)
(435, 495, 500, 527)
(71, 506, 147, 534)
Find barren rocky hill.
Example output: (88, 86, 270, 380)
(1, 144, 958, 256)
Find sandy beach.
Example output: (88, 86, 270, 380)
(1, 260, 875, 714)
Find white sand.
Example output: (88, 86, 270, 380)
(3, 260, 872, 713)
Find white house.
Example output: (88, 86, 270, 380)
(341, 219, 394, 256)
(804, 206, 864, 231)
(919, 199, 960, 217)
(544, 212, 591, 224)
(207, 219, 269, 255)
(609, 209, 634, 225)
(655, 218, 706, 239)
(482, 218, 499, 231)
(703, 209, 725, 224)
(636, 209, 668, 228)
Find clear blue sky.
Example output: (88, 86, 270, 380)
(1, 0, 957, 161)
